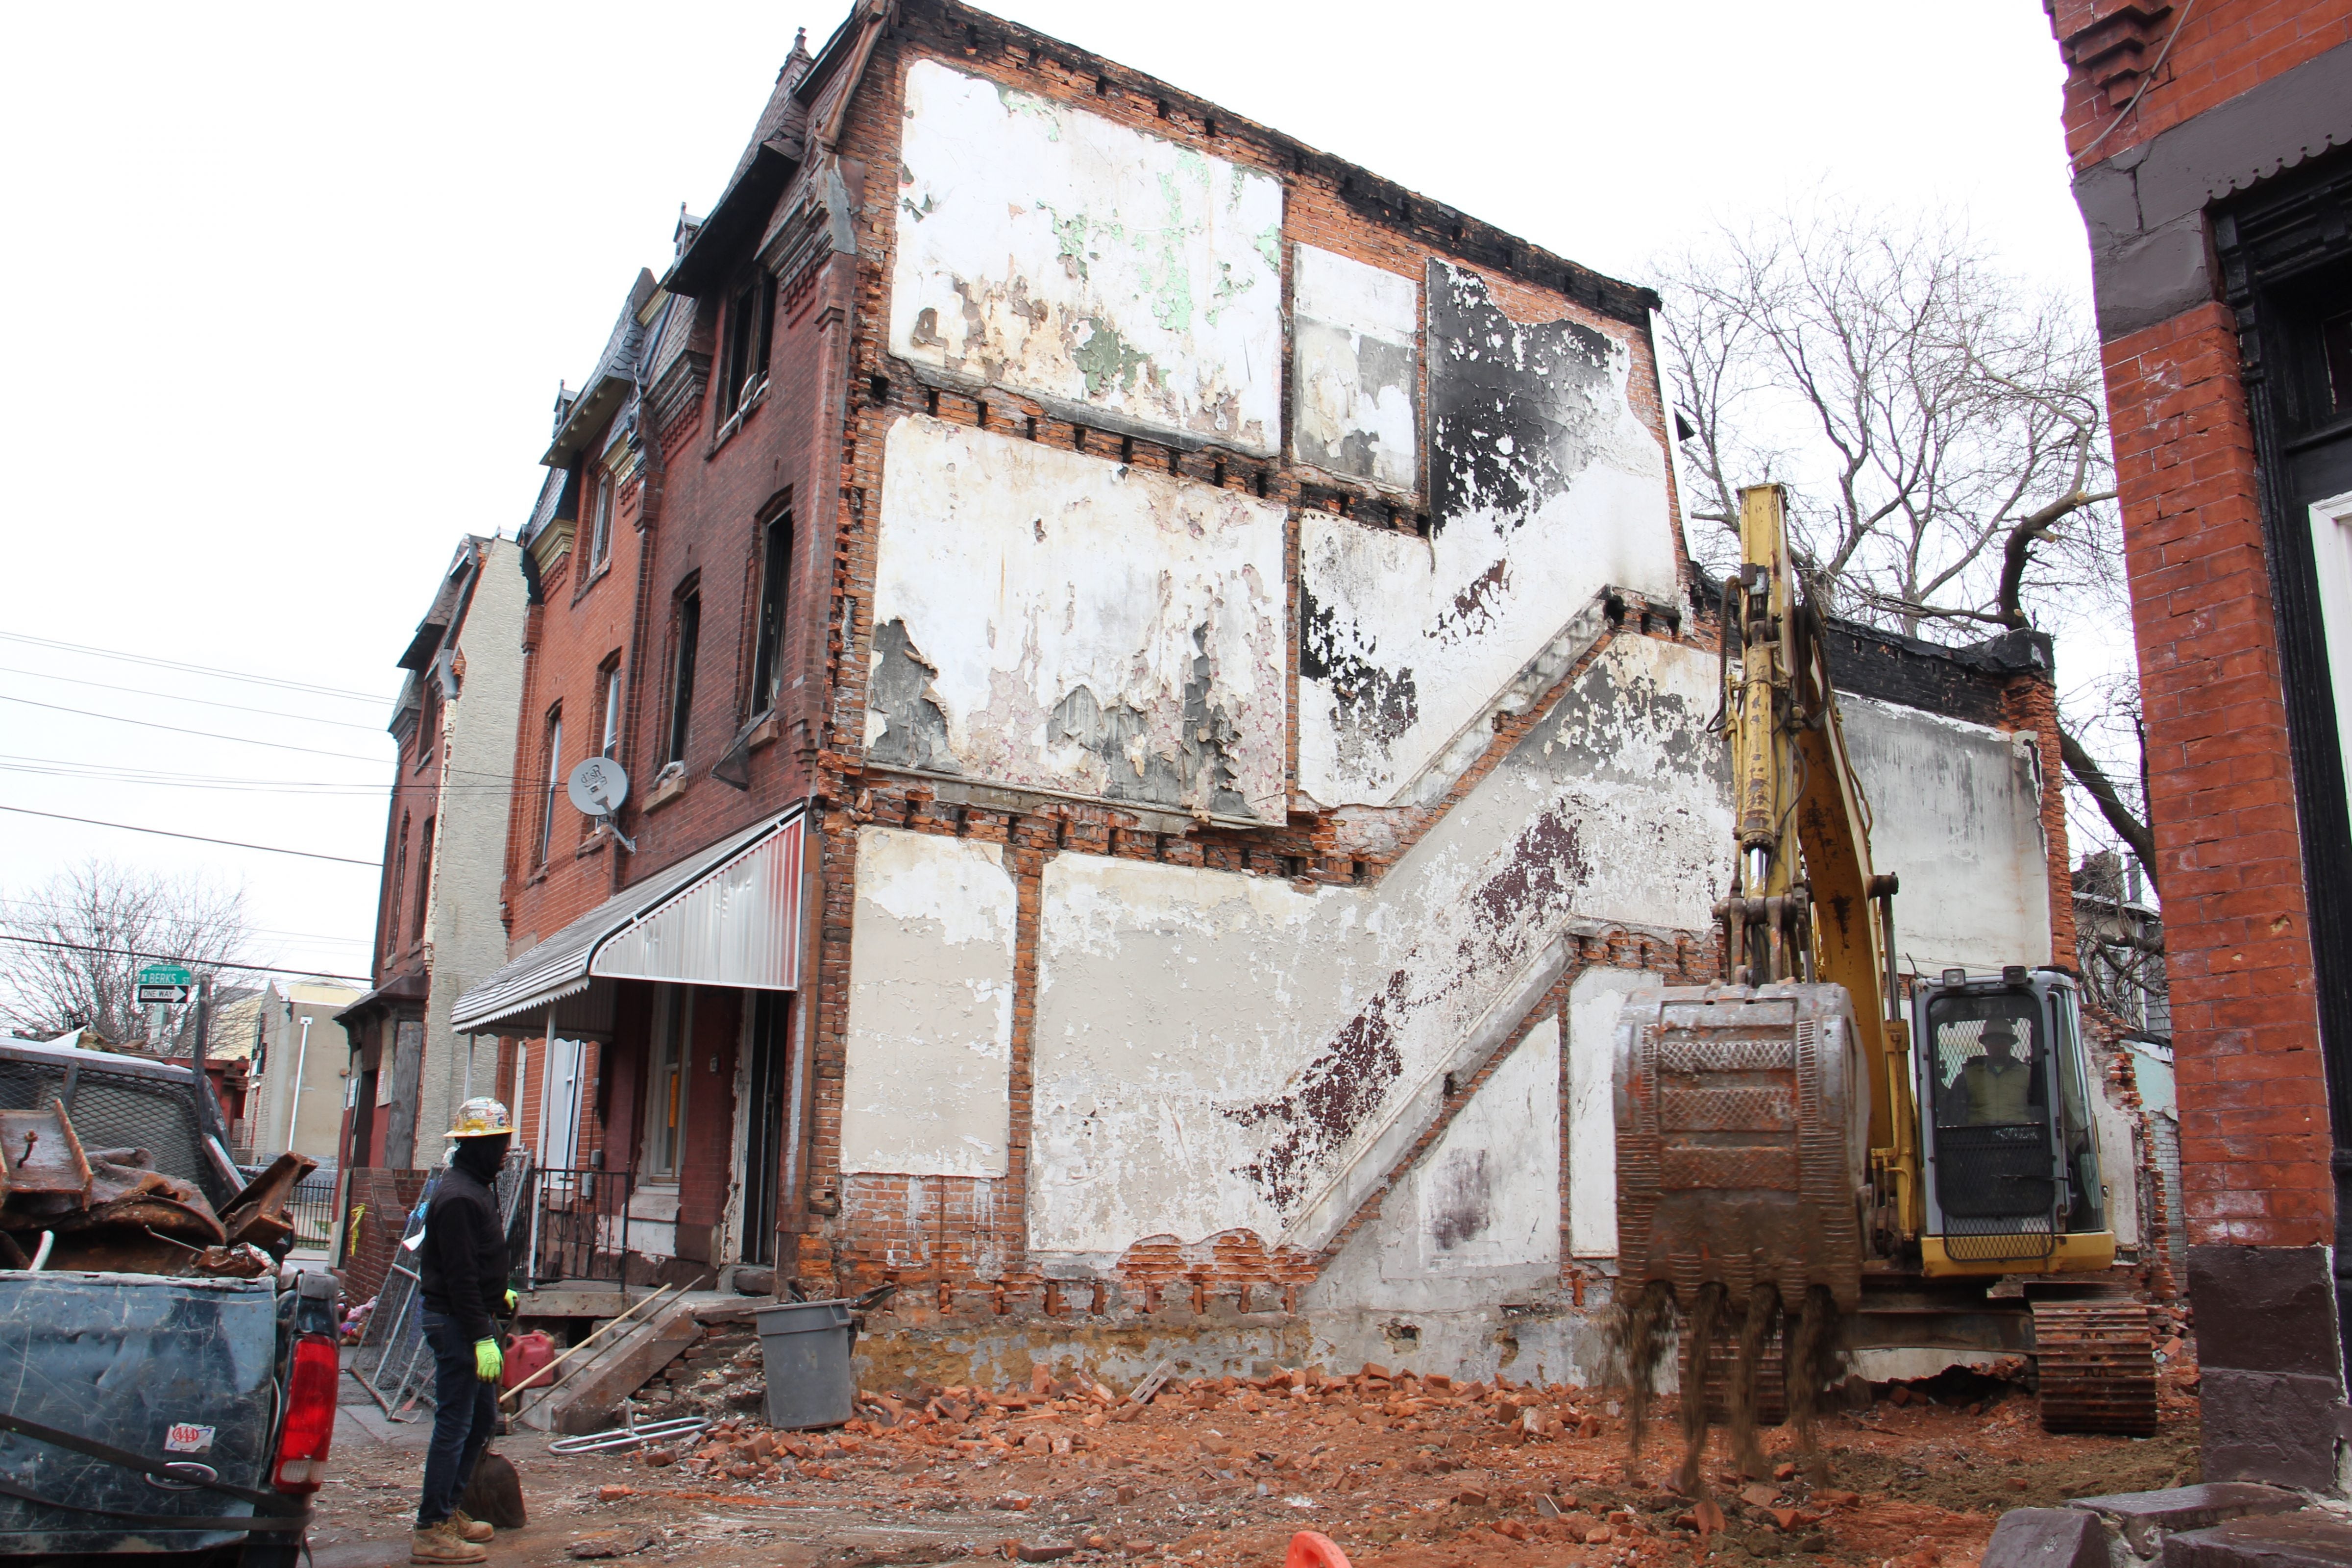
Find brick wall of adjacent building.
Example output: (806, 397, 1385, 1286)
(2101, 301, 2334, 1246)
(2050, 0, 2352, 1491)
(2048, 0, 2352, 160)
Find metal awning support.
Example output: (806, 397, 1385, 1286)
(451, 807, 807, 1035)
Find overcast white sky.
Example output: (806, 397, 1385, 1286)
(0, 1, 2095, 988)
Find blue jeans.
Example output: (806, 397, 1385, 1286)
(417, 1310, 500, 1527)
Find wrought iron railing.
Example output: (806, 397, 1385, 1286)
(234, 1163, 340, 1252)
(523, 1166, 635, 1288)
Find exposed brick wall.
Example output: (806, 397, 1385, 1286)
(2000, 674, 2083, 966)
(342, 1168, 431, 1308)
(2046, 0, 2352, 166)
(2101, 302, 2332, 1247)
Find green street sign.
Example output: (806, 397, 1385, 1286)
(137, 964, 193, 987)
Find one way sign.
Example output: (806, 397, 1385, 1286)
(135, 963, 193, 1006)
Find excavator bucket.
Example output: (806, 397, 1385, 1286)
(1615, 983, 1871, 1313)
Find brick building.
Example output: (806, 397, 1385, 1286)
(455, 0, 2095, 1380)
(338, 535, 529, 1175)
(2046, 0, 2352, 1490)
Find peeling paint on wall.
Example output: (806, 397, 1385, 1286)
(1566, 967, 1653, 1258)
(871, 415, 1289, 817)
(840, 827, 1019, 1178)
(1291, 245, 1417, 491)
(1398, 1016, 1560, 1277)
(1297, 266, 1675, 808)
(1838, 696, 2056, 973)
(1029, 636, 1729, 1260)
(891, 60, 1284, 454)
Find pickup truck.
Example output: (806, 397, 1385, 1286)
(0, 1036, 339, 1565)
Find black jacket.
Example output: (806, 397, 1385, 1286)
(416, 1162, 508, 1343)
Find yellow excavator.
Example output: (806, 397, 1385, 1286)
(1613, 484, 2156, 1456)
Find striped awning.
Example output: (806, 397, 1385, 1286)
(450, 807, 807, 1034)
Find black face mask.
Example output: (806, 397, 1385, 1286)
(452, 1135, 510, 1183)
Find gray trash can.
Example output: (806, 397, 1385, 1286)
(754, 1298, 858, 1430)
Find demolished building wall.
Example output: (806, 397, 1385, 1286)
(466, 0, 2105, 1384)
(795, 2, 2098, 1377)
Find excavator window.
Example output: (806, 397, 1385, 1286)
(1924, 997, 2058, 1230)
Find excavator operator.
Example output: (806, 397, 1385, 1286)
(1957, 1021, 2038, 1126)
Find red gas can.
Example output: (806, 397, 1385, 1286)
(502, 1329, 557, 1393)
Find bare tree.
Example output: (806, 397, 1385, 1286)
(0, 860, 254, 1048)
(1657, 201, 2156, 886)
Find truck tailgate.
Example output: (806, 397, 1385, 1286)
(0, 1271, 280, 1554)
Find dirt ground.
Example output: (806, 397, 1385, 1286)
(316, 1337, 2202, 1568)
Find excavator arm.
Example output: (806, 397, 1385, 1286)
(1723, 485, 1918, 1239)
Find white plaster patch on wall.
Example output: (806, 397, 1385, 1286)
(1566, 967, 1654, 1257)
(1029, 635, 1731, 1257)
(1838, 696, 2055, 973)
(1291, 245, 1417, 492)
(870, 415, 1290, 818)
(1394, 1016, 1560, 1277)
(890, 59, 1284, 454)
(840, 826, 1018, 1178)
(1298, 268, 1676, 809)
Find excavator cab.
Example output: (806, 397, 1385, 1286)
(1913, 966, 2115, 1276)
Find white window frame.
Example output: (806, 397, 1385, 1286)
(2307, 488, 2352, 822)
(537, 715, 563, 865)
(589, 474, 614, 569)
(599, 665, 622, 760)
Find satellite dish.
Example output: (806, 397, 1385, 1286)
(567, 757, 629, 816)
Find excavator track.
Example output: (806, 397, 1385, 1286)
(2032, 1299, 2157, 1436)
(1702, 1329, 1788, 1427)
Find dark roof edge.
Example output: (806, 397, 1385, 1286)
(895, 0, 1659, 328)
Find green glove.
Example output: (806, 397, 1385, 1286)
(474, 1338, 503, 1382)
(504, 1289, 519, 1312)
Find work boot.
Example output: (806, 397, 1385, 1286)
(411, 1520, 489, 1565)
(451, 1509, 495, 1543)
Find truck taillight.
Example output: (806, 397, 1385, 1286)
(272, 1332, 338, 1493)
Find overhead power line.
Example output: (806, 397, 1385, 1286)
(0, 897, 371, 950)
(0, 664, 387, 732)
(0, 806, 383, 867)
(0, 630, 387, 704)
(0, 694, 390, 763)
(0, 931, 370, 986)
(0, 753, 542, 792)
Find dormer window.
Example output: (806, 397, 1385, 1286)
(719, 271, 777, 422)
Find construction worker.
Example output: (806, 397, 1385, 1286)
(412, 1097, 516, 1565)
(1960, 1021, 2037, 1126)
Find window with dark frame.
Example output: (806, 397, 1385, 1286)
(537, 710, 563, 865)
(2324, 307, 2352, 419)
(718, 272, 777, 422)
(414, 678, 441, 772)
(643, 984, 692, 1182)
(666, 591, 701, 766)
(390, 815, 410, 952)
(750, 514, 792, 717)
(411, 816, 436, 938)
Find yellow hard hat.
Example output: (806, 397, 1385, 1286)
(444, 1097, 514, 1139)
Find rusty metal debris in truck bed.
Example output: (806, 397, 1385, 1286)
(0, 1100, 314, 1278)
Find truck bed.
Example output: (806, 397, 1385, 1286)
(0, 1271, 282, 1555)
